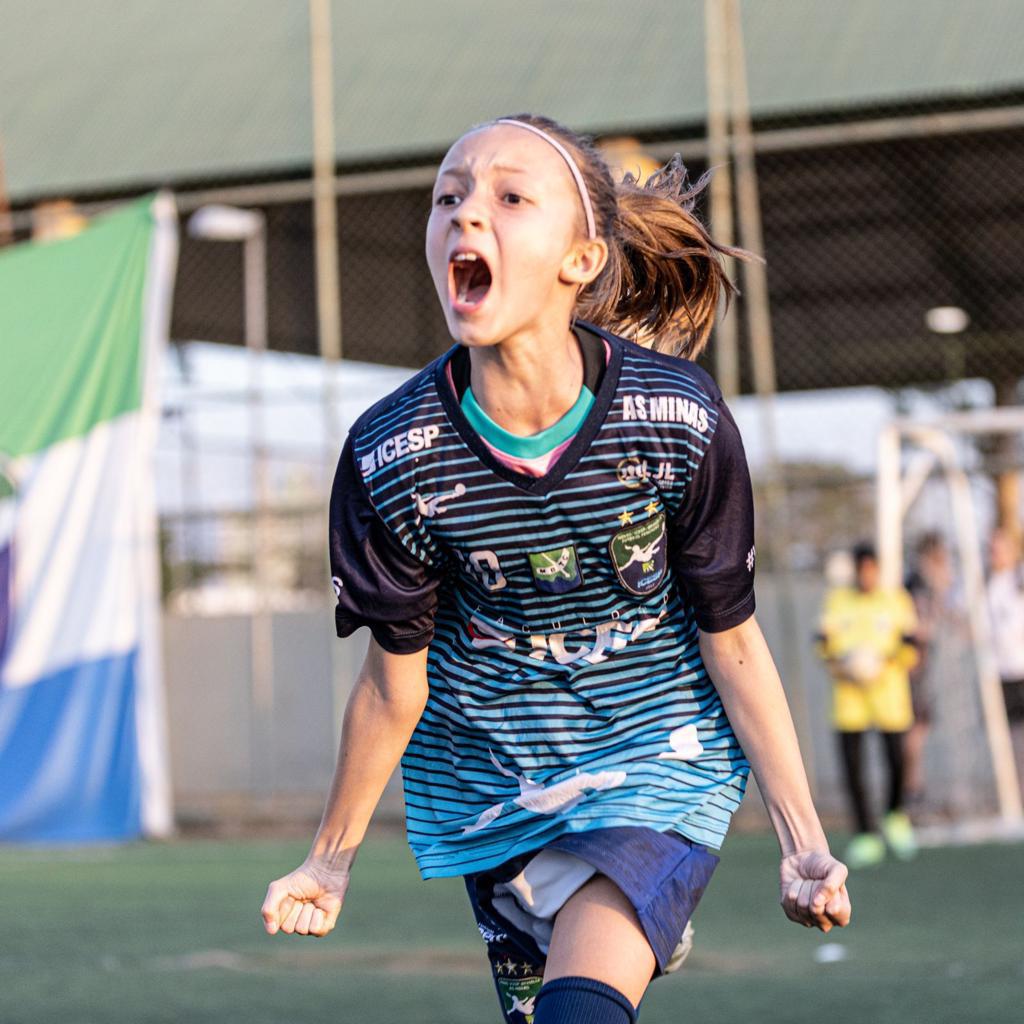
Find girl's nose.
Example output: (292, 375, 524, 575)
(453, 197, 487, 231)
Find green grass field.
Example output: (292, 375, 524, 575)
(1, 831, 1020, 1024)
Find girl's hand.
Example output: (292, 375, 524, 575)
(779, 850, 851, 932)
(260, 860, 350, 937)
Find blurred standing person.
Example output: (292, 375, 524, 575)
(986, 528, 1024, 794)
(816, 543, 919, 868)
(903, 532, 956, 808)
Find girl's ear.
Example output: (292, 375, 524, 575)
(559, 237, 608, 287)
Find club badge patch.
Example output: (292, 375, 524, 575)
(609, 512, 667, 595)
(527, 544, 583, 594)
(495, 970, 542, 1022)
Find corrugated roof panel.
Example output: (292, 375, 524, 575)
(1, 0, 1021, 201)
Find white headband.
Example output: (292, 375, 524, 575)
(494, 118, 597, 240)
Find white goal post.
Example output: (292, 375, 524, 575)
(877, 408, 1024, 824)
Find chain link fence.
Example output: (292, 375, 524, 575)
(167, 108, 1024, 383)
(157, 97, 1024, 585)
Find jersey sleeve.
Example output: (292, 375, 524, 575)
(329, 435, 445, 654)
(669, 399, 756, 632)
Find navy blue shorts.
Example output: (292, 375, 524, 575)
(464, 827, 719, 1023)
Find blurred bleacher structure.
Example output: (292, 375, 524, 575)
(1, 1, 1022, 829)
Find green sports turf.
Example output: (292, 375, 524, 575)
(0, 831, 1020, 1024)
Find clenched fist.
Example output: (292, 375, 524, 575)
(261, 861, 351, 937)
(779, 850, 851, 932)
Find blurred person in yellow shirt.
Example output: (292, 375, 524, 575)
(816, 543, 919, 868)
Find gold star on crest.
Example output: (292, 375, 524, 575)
(502, 957, 517, 975)
(618, 508, 634, 526)
(644, 500, 660, 516)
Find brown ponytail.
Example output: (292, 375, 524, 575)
(493, 113, 750, 360)
(579, 157, 749, 359)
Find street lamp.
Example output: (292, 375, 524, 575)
(187, 204, 274, 799)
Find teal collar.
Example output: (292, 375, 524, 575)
(461, 384, 595, 459)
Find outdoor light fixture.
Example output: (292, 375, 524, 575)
(187, 203, 265, 242)
(925, 305, 970, 334)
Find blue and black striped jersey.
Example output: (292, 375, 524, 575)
(330, 323, 756, 878)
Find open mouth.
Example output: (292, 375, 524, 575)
(449, 252, 492, 310)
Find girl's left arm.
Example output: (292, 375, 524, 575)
(700, 614, 852, 933)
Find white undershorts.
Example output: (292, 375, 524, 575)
(488, 848, 694, 972)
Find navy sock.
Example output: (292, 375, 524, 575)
(532, 976, 638, 1024)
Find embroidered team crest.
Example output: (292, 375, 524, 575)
(495, 970, 542, 1022)
(527, 544, 583, 594)
(609, 512, 667, 595)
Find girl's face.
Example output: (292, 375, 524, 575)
(425, 124, 603, 348)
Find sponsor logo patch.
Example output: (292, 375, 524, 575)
(527, 544, 583, 594)
(609, 511, 667, 595)
(359, 424, 441, 476)
(465, 608, 666, 664)
(616, 456, 676, 489)
(477, 922, 509, 944)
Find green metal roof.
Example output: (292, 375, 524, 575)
(2, 0, 1022, 202)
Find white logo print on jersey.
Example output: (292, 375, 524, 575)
(616, 456, 675, 488)
(465, 609, 665, 665)
(622, 394, 709, 431)
(466, 614, 516, 650)
(656, 724, 705, 761)
(746, 546, 756, 572)
(359, 424, 441, 475)
(477, 923, 509, 944)
(462, 750, 627, 834)
(412, 482, 466, 518)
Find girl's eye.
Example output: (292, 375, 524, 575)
(502, 193, 524, 205)
(435, 194, 460, 207)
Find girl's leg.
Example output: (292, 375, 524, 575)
(534, 874, 655, 1023)
(881, 731, 906, 814)
(880, 730, 917, 859)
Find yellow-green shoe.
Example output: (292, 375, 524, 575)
(882, 810, 918, 860)
(845, 832, 886, 869)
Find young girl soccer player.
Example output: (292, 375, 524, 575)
(261, 114, 851, 1023)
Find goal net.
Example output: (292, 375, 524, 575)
(877, 407, 1024, 840)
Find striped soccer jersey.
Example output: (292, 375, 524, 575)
(330, 322, 757, 879)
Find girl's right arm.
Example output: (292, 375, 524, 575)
(260, 638, 429, 937)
